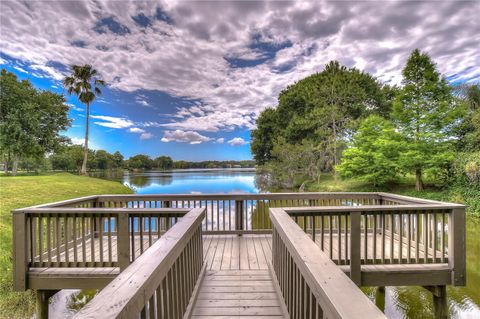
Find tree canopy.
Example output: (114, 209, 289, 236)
(392, 49, 463, 190)
(0, 69, 70, 175)
(251, 60, 394, 171)
(336, 115, 404, 186)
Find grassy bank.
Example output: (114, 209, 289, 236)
(304, 174, 479, 215)
(0, 173, 133, 318)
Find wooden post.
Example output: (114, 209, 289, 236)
(235, 200, 244, 235)
(36, 290, 58, 319)
(424, 286, 448, 319)
(375, 286, 385, 312)
(448, 207, 466, 286)
(350, 211, 361, 286)
(13, 211, 27, 291)
(117, 213, 130, 271)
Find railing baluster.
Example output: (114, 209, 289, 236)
(381, 212, 385, 264)
(38, 216, 43, 265)
(390, 212, 394, 264)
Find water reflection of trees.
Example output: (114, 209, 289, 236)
(126, 173, 173, 188)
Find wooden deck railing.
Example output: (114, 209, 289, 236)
(84, 192, 383, 232)
(270, 207, 386, 319)
(283, 194, 466, 286)
(73, 207, 205, 319)
(12, 192, 466, 292)
(12, 206, 190, 290)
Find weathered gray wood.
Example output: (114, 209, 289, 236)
(184, 264, 206, 319)
(449, 207, 466, 286)
(117, 213, 130, 271)
(349, 211, 361, 286)
(13, 212, 27, 291)
(269, 208, 386, 319)
(73, 208, 205, 319)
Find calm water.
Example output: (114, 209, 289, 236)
(50, 169, 479, 318)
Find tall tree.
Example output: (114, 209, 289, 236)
(63, 65, 105, 175)
(392, 49, 462, 190)
(113, 151, 124, 168)
(251, 60, 394, 182)
(336, 115, 404, 186)
(0, 69, 70, 175)
(250, 108, 278, 165)
(453, 83, 480, 151)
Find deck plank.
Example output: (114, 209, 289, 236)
(192, 269, 286, 318)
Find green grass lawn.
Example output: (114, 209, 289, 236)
(0, 173, 132, 318)
(305, 173, 459, 203)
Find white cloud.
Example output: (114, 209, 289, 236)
(140, 132, 154, 140)
(161, 130, 211, 144)
(128, 127, 145, 133)
(13, 65, 28, 73)
(216, 138, 225, 144)
(135, 95, 151, 107)
(67, 103, 83, 112)
(228, 137, 248, 146)
(69, 136, 100, 150)
(1, 0, 478, 134)
(90, 115, 134, 129)
(70, 137, 85, 146)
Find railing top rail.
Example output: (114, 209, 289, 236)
(72, 207, 205, 319)
(14, 207, 192, 214)
(378, 192, 465, 207)
(11, 195, 99, 212)
(13, 192, 464, 212)
(285, 204, 464, 214)
(94, 192, 382, 201)
(270, 207, 386, 319)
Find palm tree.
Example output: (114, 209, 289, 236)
(63, 64, 105, 175)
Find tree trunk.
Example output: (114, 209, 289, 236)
(81, 102, 90, 175)
(332, 116, 337, 180)
(3, 160, 8, 174)
(415, 169, 424, 191)
(12, 154, 19, 176)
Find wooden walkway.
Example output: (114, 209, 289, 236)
(194, 235, 286, 318)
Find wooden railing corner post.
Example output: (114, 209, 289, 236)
(117, 213, 130, 271)
(448, 207, 466, 286)
(350, 211, 362, 286)
(13, 211, 28, 291)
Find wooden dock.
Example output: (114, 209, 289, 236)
(12, 192, 466, 318)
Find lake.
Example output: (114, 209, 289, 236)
(51, 169, 479, 318)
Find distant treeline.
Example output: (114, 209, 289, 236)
(10, 144, 254, 172)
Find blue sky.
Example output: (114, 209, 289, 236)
(1, 1, 479, 160)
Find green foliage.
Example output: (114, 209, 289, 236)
(448, 152, 480, 214)
(250, 108, 278, 165)
(259, 137, 327, 189)
(112, 151, 124, 168)
(50, 144, 85, 171)
(336, 115, 404, 186)
(251, 60, 394, 171)
(154, 156, 173, 170)
(0, 69, 70, 174)
(454, 83, 480, 151)
(127, 154, 154, 170)
(392, 49, 463, 190)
